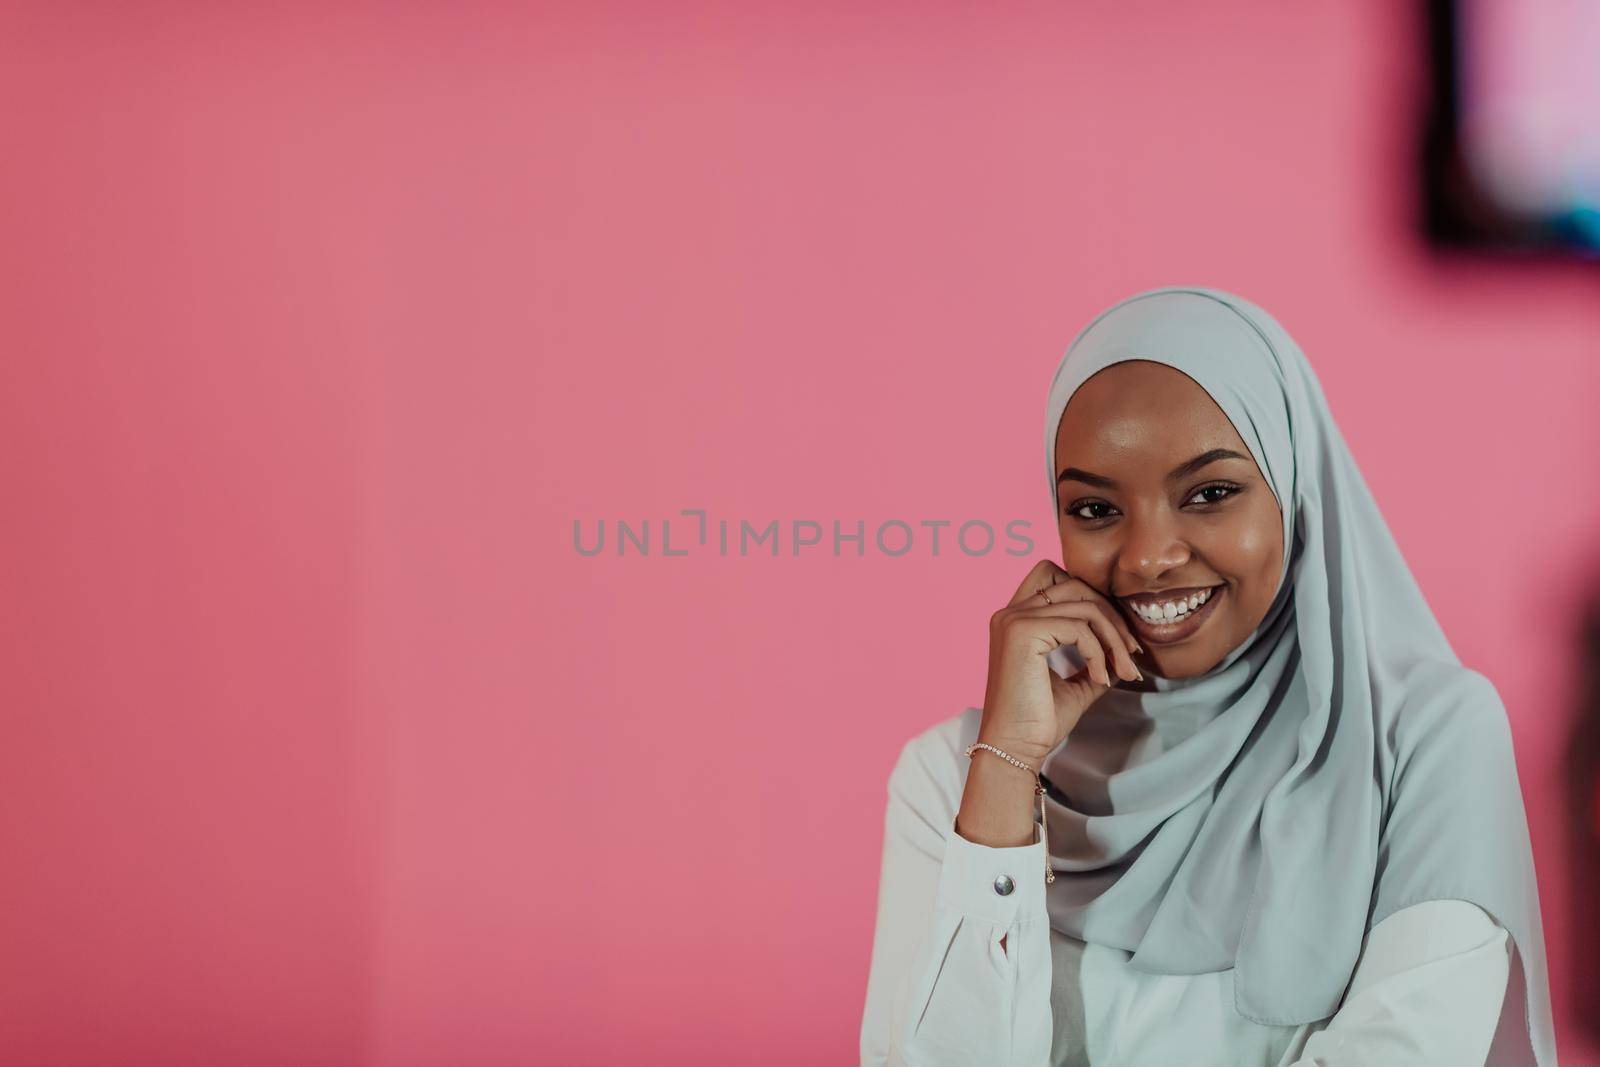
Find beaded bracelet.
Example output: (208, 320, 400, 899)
(964, 742, 1056, 884)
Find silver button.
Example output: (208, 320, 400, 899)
(993, 874, 1015, 896)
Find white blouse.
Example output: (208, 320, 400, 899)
(861, 709, 1515, 1066)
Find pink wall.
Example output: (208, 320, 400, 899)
(2, 2, 1597, 1063)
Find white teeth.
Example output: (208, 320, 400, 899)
(1128, 587, 1213, 625)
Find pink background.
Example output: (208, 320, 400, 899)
(2, 2, 1598, 1064)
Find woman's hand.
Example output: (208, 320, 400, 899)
(978, 559, 1143, 767)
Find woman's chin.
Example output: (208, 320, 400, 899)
(1139, 643, 1228, 681)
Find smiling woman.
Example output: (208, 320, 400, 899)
(1053, 363, 1284, 681)
(859, 287, 1558, 1067)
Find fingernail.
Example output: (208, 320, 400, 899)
(1135, 666, 1144, 681)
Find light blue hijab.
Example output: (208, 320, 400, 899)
(1037, 287, 1556, 1065)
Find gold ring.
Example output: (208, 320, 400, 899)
(1038, 589, 1053, 605)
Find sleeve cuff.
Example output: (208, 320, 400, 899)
(938, 822, 1050, 925)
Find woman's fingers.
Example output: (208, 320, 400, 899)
(1012, 599, 1142, 682)
(1007, 559, 1068, 608)
(1012, 614, 1110, 687)
(1010, 564, 1139, 655)
(1040, 579, 1142, 658)
(1000, 561, 1142, 682)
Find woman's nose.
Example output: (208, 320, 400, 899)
(1120, 515, 1191, 579)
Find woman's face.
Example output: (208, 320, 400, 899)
(1053, 360, 1284, 680)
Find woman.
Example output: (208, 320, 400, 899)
(859, 288, 1558, 1066)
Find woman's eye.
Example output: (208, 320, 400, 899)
(1067, 501, 1117, 522)
(1189, 482, 1242, 506)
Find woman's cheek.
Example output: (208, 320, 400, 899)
(1225, 508, 1285, 599)
(1230, 524, 1272, 566)
(1059, 537, 1111, 576)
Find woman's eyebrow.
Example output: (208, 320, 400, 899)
(1056, 447, 1252, 489)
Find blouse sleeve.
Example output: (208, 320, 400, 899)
(1287, 898, 1512, 1066)
(860, 735, 1054, 1066)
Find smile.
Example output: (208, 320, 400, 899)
(1118, 585, 1224, 645)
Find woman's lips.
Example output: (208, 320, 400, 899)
(1121, 585, 1224, 646)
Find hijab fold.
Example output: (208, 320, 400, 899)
(1036, 287, 1556, 1065)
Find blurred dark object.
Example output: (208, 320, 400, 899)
(1569, 596, 1600, 1043)
(1421, 0, 1600, 258)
